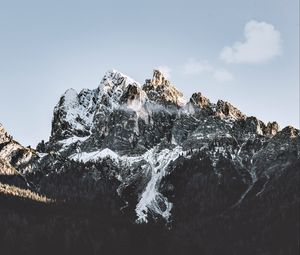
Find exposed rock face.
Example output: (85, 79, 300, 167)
(0, 123, 35, 178)
(5, 69, 300, 225)
(0, 123, 10, 144)
(0, 124, 15, 175)
(216, 100, 245, 120)
(51, 88, 97, 140)
(278, 125, 299, 138)
(189, 92, 211, 108)
(143, 69, 186, 107)
(151, 69, 168, 86)
(265, 121, 279, 136)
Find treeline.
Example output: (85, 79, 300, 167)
(0, 156, 299, 255)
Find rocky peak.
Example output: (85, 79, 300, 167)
(51, 88, 96, 141)
(95, 69, 146, 112)
(243, 116, 267, 136)
(277, 126, 299, 139)
(99, 70, 141, 99)
(0, 123, 12, 144)
(151, 69, 170, 86)
(143, 70, 185, 107)
(51, 70, 145, 142)
(189, 92, 211, 108)
(0, 123, 35, 175)
(216, 100, 245, 120)
(264, 121, 279, 136)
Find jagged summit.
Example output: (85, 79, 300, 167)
(48, 68, 296, 158)
(151, 69, 170, 86)
(143, 69, 186, 107)
(100, 69, 141, 89)
(51, 69, 143, 141)
(277, 125, 299, 138)
(0, 123, 11, 144)
(189, 92, 211, 108)
(216, 100, 246, 120)
(0, 123, 35, 176)
(51, 69, 186, 142)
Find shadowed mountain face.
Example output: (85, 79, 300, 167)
(0, 70, 299, 255)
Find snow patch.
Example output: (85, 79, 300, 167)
(70, 148, 119, 163)
(135, 146, 183, 223)
(59, 136, 89, 149)
(69, 145, 184, 223)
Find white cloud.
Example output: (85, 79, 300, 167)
(157, 66, 172, 79)
(183, 58, 233, 82)
(183, 58, 213, 74)
(213, 69, 234, 82)
(220, 20, 282, 64)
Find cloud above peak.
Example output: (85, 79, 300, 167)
(183, 59, 213, 74)
(183, 58, 234, 82)
(213, 69, 234, 82)
(220, 20, 282, 64)
(157, 66, 172, 79)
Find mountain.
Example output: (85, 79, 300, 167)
(0, 123, 32, 174)
(0, 69, 299, 255)
(0, 123, 36, 188)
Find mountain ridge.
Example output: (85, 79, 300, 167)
(0, 69, 299, 254)
(2, 69, 298, 223)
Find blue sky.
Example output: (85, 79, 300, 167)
(0, 0, 299, 146)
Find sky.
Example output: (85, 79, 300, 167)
(0, 0, 299, 147)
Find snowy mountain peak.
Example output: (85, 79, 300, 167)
(63, 88, 78, 103)
(99, 69, 141, 91)
(51, 69, 188, 142)
(97, 69, 145, 111)
(51, 87, 97, 140)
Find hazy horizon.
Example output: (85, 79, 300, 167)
(0, 0, 299, 147)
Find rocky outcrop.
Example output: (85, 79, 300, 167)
(189, 92, 211, 108)
(0, 123, 35, 175)
(0, 123, 12, 144)
(143, 69, 186, 107)
(51, 88, 98, 141)
(264, 121, 279, 136)
(277, 125, 299, 138)
(216, 100, 246, 120)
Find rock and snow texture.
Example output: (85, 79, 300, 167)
(0, 123, 36, 175)
(135, 146, 183, 223)
(51, 70, 146, 141)
(70, 148, 119, 163)
(69, 145, 183, 223)
(25, 69, 300, 223)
